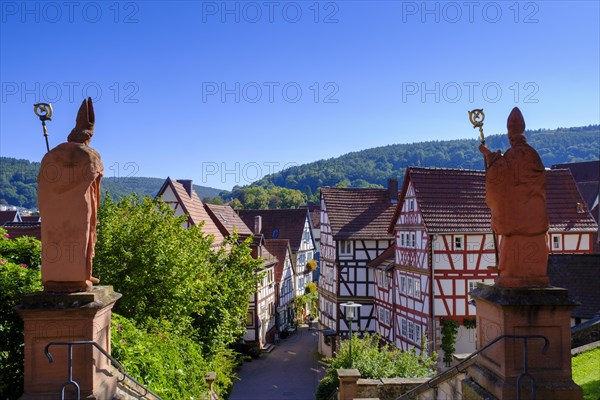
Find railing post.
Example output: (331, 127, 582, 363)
(205, 372, 217, 399)
(337, 369, 361, 400)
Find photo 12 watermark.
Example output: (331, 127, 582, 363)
(1, 81, 140, 104)
(1, 1, 140, 24)
(201, 161, 298, 185)
(400, 1, 539, 24)
(200, 1, 339, 23)
(401, 81, 539, 104)
(201, 81, 339, 104)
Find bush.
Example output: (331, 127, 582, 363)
(315, 375, 338, 400)
(0, 228, 42, 399)
(111, 314, 211, 399)
(317, 334, 437, 395)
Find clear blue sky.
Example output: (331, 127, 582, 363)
(1, 1, 599, 190)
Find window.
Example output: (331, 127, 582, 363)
(415, 279, 421, 298)
(411, 233, 415, 247)
(408, 277, 414, 296)
(401, 318, 407, 337)
(304, 230, 310, 243)
(552, 235, 560, 250)
(408, 321, 415, 341)
(415, 324, 421, 343)
(409, 199, 415, 211)
(401, 233, 405, 247)
(246, 311, 254, 326)
(455, 236, 463, 250)
(400, 276, 407, 294)
(339, 240, 353, 255)
(299, 253, 306, 265)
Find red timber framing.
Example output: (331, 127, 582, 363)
(388, 167, 598, 356)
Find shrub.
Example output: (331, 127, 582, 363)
(441, 319, 459, 365)
(0, 228, 42, 399)
(315, 375, 338, 400)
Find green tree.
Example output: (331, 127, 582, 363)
(0, 228, 43, 399)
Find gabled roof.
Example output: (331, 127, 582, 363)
(390, 167, 598, 234)
(548, 254, 600, 318)
(21, 215, 41, 223)
(367, 245, 395, 271)
(552, 160, 599, 223)
(204, 203, 253, 239)
(156, 177, 224, 244)
(321, 187, 396, 240)
(238, 209, 310, 252)
(0, 210, 21, 226)
(264, 239, 294, 282)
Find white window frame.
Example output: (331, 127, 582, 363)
(400, 276, 407, 294)
(401, 233, 405, 247)
(411, 233, 415, 248)
(415, 279, 421, 298)
(408, 321, 415, 341)
(408, 277, 414, 296)
(401, 318, 407, 337)
(415, 324, 421, 343)
(339, 240, 353, 255)
(409, 199, 415, 211)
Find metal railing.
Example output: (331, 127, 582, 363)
(396, 334, 549, 400)
(44, 340, 163, 400)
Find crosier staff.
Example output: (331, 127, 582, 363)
(34, 103, 53, 153)
(468, 108, 499, 269)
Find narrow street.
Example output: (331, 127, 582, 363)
(229, 326, 326, 400)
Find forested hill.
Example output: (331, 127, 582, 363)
(0, 157, 222, 209)
(251, 125, 600, 195)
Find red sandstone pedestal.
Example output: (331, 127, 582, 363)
(15, 286, 121, 400)
(469, 283, 582, 400)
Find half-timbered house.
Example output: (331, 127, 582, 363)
(368, 246, 395, 344)
(155, 178, 224, 246)
(318, 182, 397, 357)
(389, 167, 598, 357)
(264, 239, 296, 335)
(238, 209, 316, 300)
(204, 203, 278, 349)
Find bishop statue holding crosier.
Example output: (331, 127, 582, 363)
(478, 107, 550, 288)
(38, 97, 103, 292)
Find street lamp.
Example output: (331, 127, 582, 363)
(340, 301, 362, 368)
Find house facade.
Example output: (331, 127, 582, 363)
(156, 178, 224, 246)
(238, 209, 316, 302)
(317, 182, 397, 357)
(385, 167, 598, 357)
(264, 239, 296, 334)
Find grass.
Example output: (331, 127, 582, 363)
(572, 346, 600, 400)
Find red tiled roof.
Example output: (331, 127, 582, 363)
(0, 210, 20, 225)
(264, 239, 293, 282)
(238, 209, 309, 252)
(548, 254, 600, 318)
(552, 161, 599, 218)
(367, 245, 395, 271)
(321, 187, 396, 240)
(547, 169, 598, 232)
(204, 203, 253, 239)
(3, 222, 41, 240)
(157, 178, 224, 245)
(391, 167, 598, 234)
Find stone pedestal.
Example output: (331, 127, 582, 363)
(15, 286, 122, 400)
(470, 284, 582, 400)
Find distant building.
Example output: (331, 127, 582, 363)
(238, 209, 316, 302)
(317, 180, 397, 357)
(264, 239, 296, 334)
(155, 178, 224, 246)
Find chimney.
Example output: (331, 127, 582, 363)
(388, 178, 398, 204)
(254, 215, 262, 235)
(177, 179, 193, 197)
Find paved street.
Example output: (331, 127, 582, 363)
(229, 326, 326, 400)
